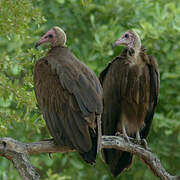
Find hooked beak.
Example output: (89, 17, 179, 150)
(34, 38, 44, 49)
(112, 41, 118, 48)
(112, 38, 126, 49)
(34, 38, 47, 49)
(34, 35, 49, 49)
(35, 42, 40, 49)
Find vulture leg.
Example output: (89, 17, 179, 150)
(97, 114, 102, 153)
(136, 131, 141, 141)
(122, 122, 130, 142)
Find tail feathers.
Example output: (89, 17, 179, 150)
(103, 149, 133, 177)
(80, 128, 97, 164)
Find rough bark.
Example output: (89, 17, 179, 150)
(0, 136, 179, 180)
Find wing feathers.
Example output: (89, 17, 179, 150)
(57, 64, 102, 116)
(34, 47, 102, 162)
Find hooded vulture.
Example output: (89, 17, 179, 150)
(99, 30, 160, 176)
(34, 26, 103, 164)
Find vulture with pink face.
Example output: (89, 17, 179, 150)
(99, 30, 160, 176)
(34, 26, 103, 164)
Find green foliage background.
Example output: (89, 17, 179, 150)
(0, 0, 180, 179)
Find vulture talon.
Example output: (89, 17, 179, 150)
(123, 135, 130, 143)
(115, 132, 122, 137)
(141, 139, 151, 151)
(49, 153, 53, 159)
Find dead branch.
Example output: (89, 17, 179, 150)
(0, 137, 74, 180)
(0, 136, 179, 180)
(102, 136, 180, 180)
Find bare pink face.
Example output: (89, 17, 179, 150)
(35, 29, 57, 48)
(112, 31, 135, 49)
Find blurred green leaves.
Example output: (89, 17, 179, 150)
(0, 0, 180, 179)
(0, 0, 46, 37)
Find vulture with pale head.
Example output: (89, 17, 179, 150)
(34, 26, 103, 164)
(99, 30, 160, 176)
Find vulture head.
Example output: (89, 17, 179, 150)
(35, 26, 67, 48)
(112, 30, 141, 56)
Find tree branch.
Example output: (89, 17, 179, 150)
(0, 138, 74, 180)
(101, 136, 180, 180)
(0, 136, 179, 180)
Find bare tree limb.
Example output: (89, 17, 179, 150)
(0, 138, 74, 180)
(0, 138, 40, 180)
(101, 136, 180, 180)
(0, 136, 179, 180)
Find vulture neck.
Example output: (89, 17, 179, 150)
(47, 45, 68, 56)
(51, 44, 66, 49)
(49, 45, 68, 52)
(128, 43, 141, 65)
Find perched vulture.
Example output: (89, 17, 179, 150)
(34, 26, 103, 164)
(99, 30, 160, 176)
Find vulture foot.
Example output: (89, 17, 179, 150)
(49, 153, 53, 159)
(141, 139, 151, 151)
(115, 131, 123, 137)
(124, 135, 130, 142)
(115, 132, 130, 142)
(123, 135, 130, 142)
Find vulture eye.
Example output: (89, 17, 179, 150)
(125, 34, 129, 38)
(48, 34, 53, 38)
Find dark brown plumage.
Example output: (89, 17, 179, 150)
(34, 27, 103, 164)
(100, 30, 160, 176)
